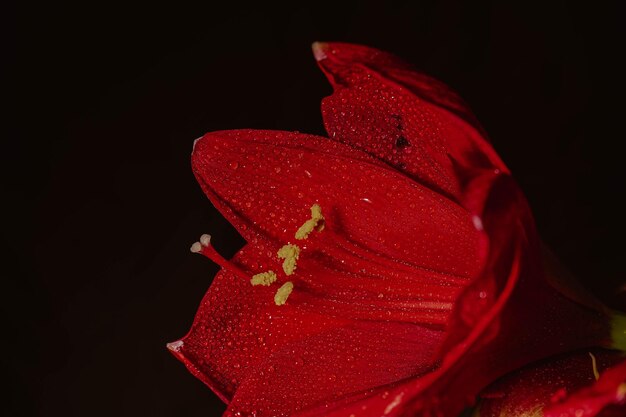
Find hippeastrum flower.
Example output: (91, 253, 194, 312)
(168, 42, 626, 417)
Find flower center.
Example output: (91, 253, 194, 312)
(191, 204, 324, 306)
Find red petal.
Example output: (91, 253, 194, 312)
(173, 128, 484, 404)
(294, 176, 613, 417)
(476, 349, 626, 417)
(175, 44, 621, 417)
(544, 356, 626, 417)
(169, 245, 348, 401)
(192, 129, 482, 322)
(315, 41, 507, 204)
(313, 41, 485, 133)
(224, 320, 443, 417)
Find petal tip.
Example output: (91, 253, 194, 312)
(166, 340, 184, 353)
(192, 135, 203, 154)
(311, 41, 329, 61)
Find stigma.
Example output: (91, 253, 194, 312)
(190, 233, 251, 282)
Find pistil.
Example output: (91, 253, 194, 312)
(190, 234, 251, 282)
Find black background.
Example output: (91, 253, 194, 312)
(4, 1, 626, 416)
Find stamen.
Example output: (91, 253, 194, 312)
(251, 271, 277, 286)
(190, 234, 250, 282)
(274, 281, 294, 306)
(295, 219, 317, 240)
(277, 244, 300, 275)
(589, 352, 600, 381)
(295, 204, 325, 240)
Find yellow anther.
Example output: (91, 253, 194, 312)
(295, 204, 325, 240)
(617, 383, 626, 400)
(274, 281, 294, 306)
(311, 203, 323, 221)
(250, 270, 277, 286)
(589, 352, 600, 381)
(295, 219, 317, 240)
(277, 244, 300, 276)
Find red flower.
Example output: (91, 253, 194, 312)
(169, 42, 626, 417)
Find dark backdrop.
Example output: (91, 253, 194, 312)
(5, 1, 626, 416)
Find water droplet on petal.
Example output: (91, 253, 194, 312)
(472, 215, 484, 231)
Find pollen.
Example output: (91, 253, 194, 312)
(295, 204, 325, 240)
(274, 281, 294, 306)
(250, 270, 277, 286)
(589, 352, 600, 381)
(277, 244, 300, 275)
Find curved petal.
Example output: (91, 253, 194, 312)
(294, 176, 614, 417)
(192, 129, 483, 322)
(172, 128, 487, 402)
(174, 43, 624, 417)
(476, 349, 626, 417)
(544, 356, 626, 417)
(315, 42, 507, 204)
(313, 42, 486, 134)
(225, 321, 443, 417)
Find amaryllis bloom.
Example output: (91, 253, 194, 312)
(168, 42, 626, 417)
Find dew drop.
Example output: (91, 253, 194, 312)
(472, 215, 484, 231)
